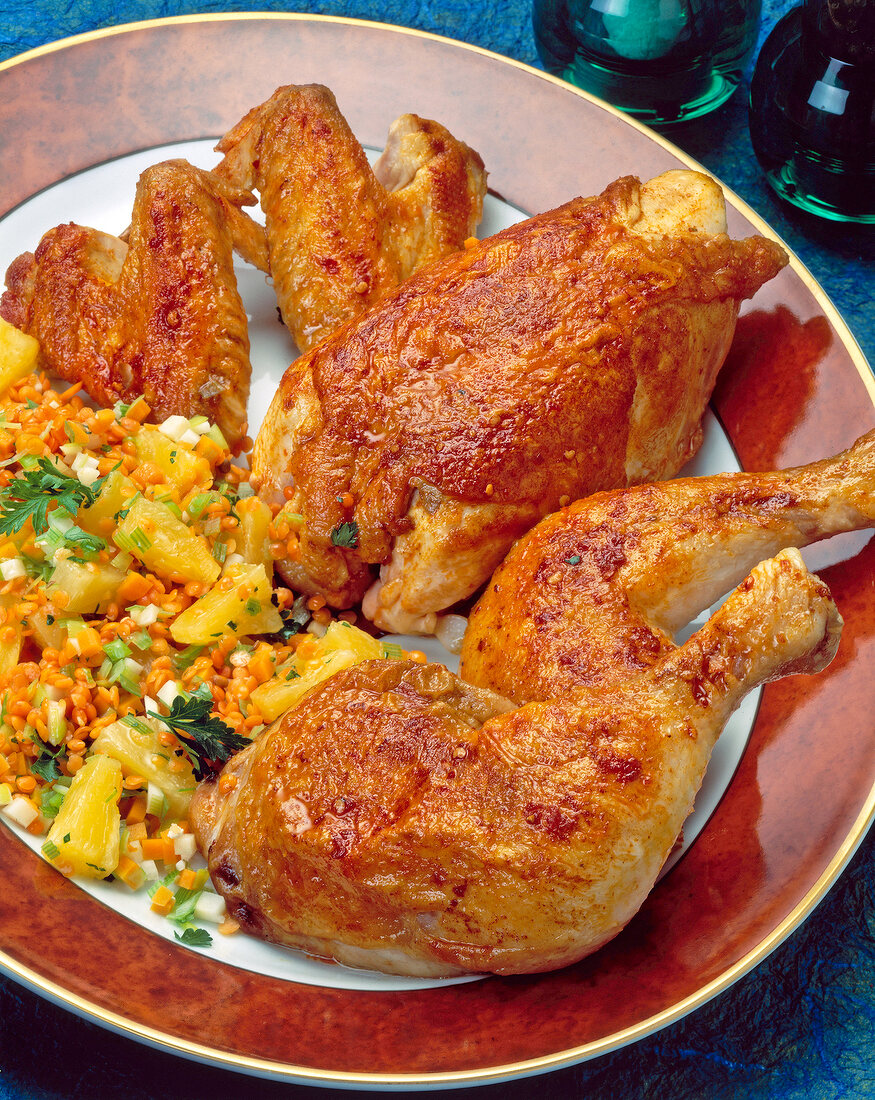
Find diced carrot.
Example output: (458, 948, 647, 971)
(117, 572, 152, 602)
(140, 837, 176, 863)
(125, 796, 147, 825)
(195, 436, 223, 464)
(177, 867, 197, 891)
(125, 396, 151, 422)
(150, 884, 175, 916)
(116, 854, 146, 890)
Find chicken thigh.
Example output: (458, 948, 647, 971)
(251, 170, 788, 629)
(215, 84, 487, 352)
(191, 546, 838, 977)
(461, 428, 875, 702)
(1, 160, 265, 450)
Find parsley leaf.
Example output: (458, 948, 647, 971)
(174, 927, 212, 948)
(0, 458, 104, 537)
(330, 520, 359, 549)
(29, 734, 65, 783)
(147, 694, 249, 781)
(276, 595, 310, 640)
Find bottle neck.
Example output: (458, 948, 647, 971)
(803, 0, 875, 65)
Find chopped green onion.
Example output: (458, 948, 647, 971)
(212, 541, 228, 565)
(188, 493, 213, 519)
(102, 638, 131, 662)
(41, 839, 61, 861)
(381, 642, 404, 660)
(122, 715, 154, 736)
(146, 782, 167, 819)
(129, 527, 152, 551)
(173, 644, 206, 670)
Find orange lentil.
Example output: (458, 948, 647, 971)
(123, 776, 146, 791)
(15, 775, 36, 794)
(66, 739, 87, 754)
(407, 650, 428, 664)
(219, 774, 238, 794)
(66, 754, 84, 775)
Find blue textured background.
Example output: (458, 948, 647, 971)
(1, 3, 874, 1097)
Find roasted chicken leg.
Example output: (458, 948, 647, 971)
(461, 427, 875, 702)
(1, 160, 266, 450)
(191, 547, 838, 977)
(252, 170, 788, 630)
(215, 84, 487, 352)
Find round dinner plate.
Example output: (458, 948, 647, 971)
(1, 14, 874, 1089)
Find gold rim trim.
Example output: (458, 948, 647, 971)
(1, 12, 873, 1087)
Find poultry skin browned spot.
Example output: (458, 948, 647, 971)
(191, 547, 839, 977)
(251, 170, 788, 626)
(215, 83, 487, 352)
(0, 160, 266, 451)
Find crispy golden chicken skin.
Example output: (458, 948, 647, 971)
(191, 547, 839, 977)
(215, 83, 487, 352)
(1, 160, 266, 450)
(252, 170, 788, 626)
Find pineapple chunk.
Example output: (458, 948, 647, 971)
(134, 426, 212, 495)
(0, 594, 21, 677)
(0, 317, 39, 394)
(170, 563, 282, 645)
(77, 469, 138, 538)
(92, 716, 196, 819)
(235, 496, 274, 576)
(115, 496, 219, 586)
(251, 621, 383, 722)
(45, 755, 122, 878)
(48, 558, 126, 614)
(27, 607, 67, 651)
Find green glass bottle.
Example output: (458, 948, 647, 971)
(533, 0, 762, 126)
(749, 0, 875, 224)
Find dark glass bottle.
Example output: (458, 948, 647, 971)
(533, 0, 762, 127)
(749, 0, 875, 224)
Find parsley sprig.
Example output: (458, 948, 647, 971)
(147, 690, 249, 781)
(330, 520, 359, 549)
(29, 733, 66, 783)
(0, 457, 104, 536)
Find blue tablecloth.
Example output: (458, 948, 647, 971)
(1, 3, 873, 1097)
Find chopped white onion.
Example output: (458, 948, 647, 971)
(158, 415, 190, 442)
(0, 558, 26, 581)
(1, 796, 39, 829)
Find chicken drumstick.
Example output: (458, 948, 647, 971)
(461, 427, 875, 702)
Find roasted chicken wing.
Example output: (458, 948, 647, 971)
(252, 170, 788, 629)
(215, 84, 487, 352)
(191, 546, 838, 977)
(1, 160, 266, 450)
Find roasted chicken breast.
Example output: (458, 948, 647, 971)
(252, 170, 788, 629)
